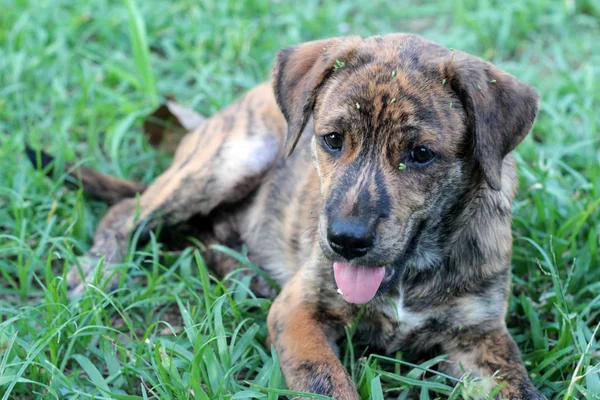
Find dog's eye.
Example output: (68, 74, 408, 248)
(323, 133, 343, 151)
(410, 146, 436, 164)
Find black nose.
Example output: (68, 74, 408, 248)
(327, 219, 375, 260)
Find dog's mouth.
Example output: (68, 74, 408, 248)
(330, 219, 425, 305)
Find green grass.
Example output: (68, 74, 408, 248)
(1, 0, 599, 398)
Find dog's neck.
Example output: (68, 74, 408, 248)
(400, 155, 518, 307)
(447, 155, 518, 270)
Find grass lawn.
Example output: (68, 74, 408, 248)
(1, 0, 599, 398)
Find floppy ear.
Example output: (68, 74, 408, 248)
(445, 52, 539, 190)
(272, 36, 361, 156)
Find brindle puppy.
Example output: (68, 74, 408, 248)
(31, 34, 544, 399)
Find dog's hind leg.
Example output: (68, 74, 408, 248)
(67, 83, 287, 294)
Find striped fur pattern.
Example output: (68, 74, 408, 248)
(39, 34, 543, 399)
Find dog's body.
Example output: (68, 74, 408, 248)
(36, 34, 544, 399)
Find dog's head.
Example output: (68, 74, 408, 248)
(273, 34, 538, 304)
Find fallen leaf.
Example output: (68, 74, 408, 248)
(143, 98, 205, 154)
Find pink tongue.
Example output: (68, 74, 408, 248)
(333, 262, 386, 304)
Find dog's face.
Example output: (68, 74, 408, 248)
(273, 34, 538, 303)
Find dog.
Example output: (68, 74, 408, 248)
(30, 33, 544, 399)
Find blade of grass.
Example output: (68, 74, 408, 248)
(124, 0, 158, 106)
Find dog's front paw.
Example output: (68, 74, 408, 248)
(508, 388, 547, 400)
(496, 379, 547, 400)
(66, 255, 120, 297)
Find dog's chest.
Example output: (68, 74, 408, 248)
(354, 295, 430, 353)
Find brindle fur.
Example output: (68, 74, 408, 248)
(32, 34, 544, 399)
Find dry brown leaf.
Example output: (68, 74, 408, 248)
(143, 98, 205, 154)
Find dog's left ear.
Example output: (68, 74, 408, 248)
(445, 52, 539, 191)
(272, 36, 361, 156)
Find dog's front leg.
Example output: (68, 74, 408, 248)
(442, 326, 545, 399)
(267, 272, 357, 400)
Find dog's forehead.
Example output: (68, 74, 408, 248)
(315, 36, 454, 135)
(358, 33, 450, 64)
(346, 35, 450, 96)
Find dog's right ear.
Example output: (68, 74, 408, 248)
(272, 36, 361, 156)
